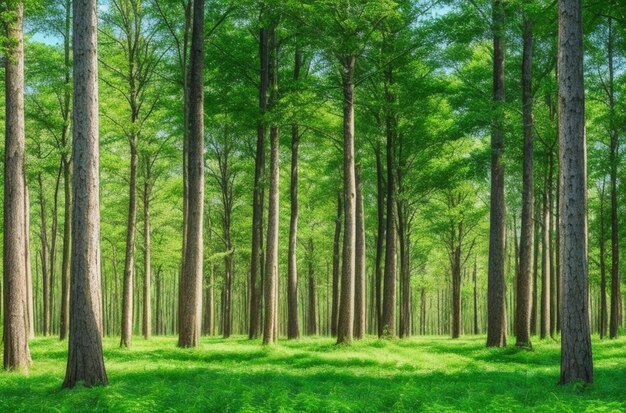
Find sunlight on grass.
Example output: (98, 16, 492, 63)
(1, 335, 625, 412)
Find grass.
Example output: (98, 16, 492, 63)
(1, 335, 625, 412)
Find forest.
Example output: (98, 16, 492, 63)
(1, 0, 625, 411)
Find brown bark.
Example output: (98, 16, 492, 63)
(599, 180, 608, 339)
(121, 140, 138, 348)
(38, 173, 51, 336)
(178, 0, 204, 348)
(541, 182, 551, 339)
(142, 169, 152, 339)
(63, 0, 107, 386)
(354, 167, 366, 340)
(287, 49, 303, 340)
(558, 0, 593, 384)
(306, 238, 317, 336)
(382, 64, 396, 338)
(374, 144, 385, 337)
(3, 0, 31, 372)
(249, 23, 270, 340)
(331, 191, 342, 336)
(486, 0, 507, 348)
(337, 55, 357, 345)
(515, 9, 534, 348)
(473, 258, 479, 335)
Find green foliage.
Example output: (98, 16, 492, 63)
(1, 336, 625, 412)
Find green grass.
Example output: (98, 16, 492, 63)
(1, 335, 625, 412)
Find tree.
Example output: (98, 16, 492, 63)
(353, 166, 366, 339)
(486, 0, 507, 348)
(515, 0, 534, 349)
(63, 0, 108, 386)
(558, 0, 593, 385)
(178, 0, 204, 348)
(3, 0, 31, 372)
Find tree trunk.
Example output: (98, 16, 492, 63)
(3, 0, 31, 372)
(599, 181, 608, 339)
(60, 159, 72, 340)
(541, 181, 551, 339)
(38, 173, 51, 336)
(607, 9, 620, 339)
(178, 0, 204, 348)
(24, 185, 34, 339)
(249, 21, 270, 340)
(307, 238, 317, 336)
(142, 176, 152, 340)
(287, 49, 302, 340)
(382, 64, 397, 338)
(558, 0, 593, 384)
(263, 125, 279, 345)
(121, 142, 138, 348)
(515, 9, 534, 348)
(473, 258, 479, 335)
(331, 191, 342, 336)
(63, 0, 107, 385)
(375, 144, 385, 337)
(354, 167, 366, 339)
(486, 0, 507, 348)
(337, 55, 356, 345)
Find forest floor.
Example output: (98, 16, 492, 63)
(0, 335, 624, 412)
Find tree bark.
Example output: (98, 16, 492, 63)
(486, 0, 507, 348)
(142, 173, 152, 340)
(558, 0, 593, 384)
(63, 0, 107, 386)
(354, 166, 366, 339)
(3, 0, 31, 372)
(307, 238, 317, 336)
(331, 191, 342, 337)
(121, 141, 138, 348)
(249, 22, 270, 340)
(178, 0, 204, 348)
(375, 144, 385, 337)
(599, 180, 608, 339)
(515, 9, 534, 348)
(337, 55, 357, 345)
(541, 182, 551, 339)
(287, 49, 302, 340)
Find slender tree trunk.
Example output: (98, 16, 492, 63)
(178, 0, 204, 348)
(121, 141, 138, 348)
(473, 257, 479, 335)
(558, 0, 593, 384)
(331, 191, 342, 336)
(516, 9, 534, 348)
(374, 144, 386, 337)
(24, 185, 34, 339)
(63, 0, 107, 385)
(382, 64, 397, 338)
(487, 0, 507, 348)
(142, 176, 152, 339)
(263, 127, 279, 344)
(287, 50, 302, 340)
(599, 181, 608, 339)
(307, 238, 317, 336)
(337, 55, 357, 345)
(354, 167, 366, 339)
(38, 174, 51, 336)
(607, 9, 620, 339)
(541, 182, 551, 339)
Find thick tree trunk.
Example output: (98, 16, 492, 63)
(331, 191, 342, 337)
(63, 0, 107, 385)
(3, 0, 31, 372)
(354, 167, 366, 339)
(287, 50, 302, 340)
(121, 142, 138, 348)
(178, 0, 204, 348)
(337, 55, 357, 345)
(516, 10, 534, 348)
(558, 0, 593, 384)
(486, 0, 507, 348)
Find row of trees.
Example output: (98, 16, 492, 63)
(1, 0, 615, 387)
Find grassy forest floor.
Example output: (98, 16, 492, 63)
(1, 335, 625, 412)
